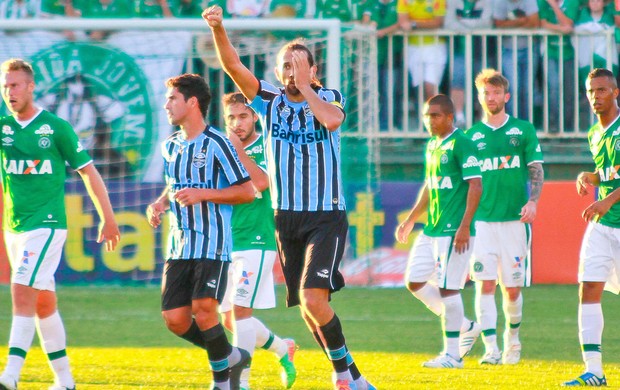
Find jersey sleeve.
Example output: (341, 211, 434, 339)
(54, 119, 92, 170)
(320, 87, 346, 114)
(214, 132, 251, 186)
(457, 135, 482, 180)
(523, 123, 544, 165)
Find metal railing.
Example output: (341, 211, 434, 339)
(376, 28, 617, 138)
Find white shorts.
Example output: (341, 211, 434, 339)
(406, 43, 448, 87)
(5, 228, 67, 291)
(579, 222, 620, 294)
(220, 249, 277, 312)
(405, 233, 473, 290)
(471, 221, 531, 288)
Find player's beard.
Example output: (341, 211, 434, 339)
(286, 83, 301, 96)
(487, 101, 505, 115)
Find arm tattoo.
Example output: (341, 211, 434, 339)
(528, 163, 544, 202)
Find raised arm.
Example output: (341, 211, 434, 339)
(77, 163, 120, 252)
(203, 6, 260, 101)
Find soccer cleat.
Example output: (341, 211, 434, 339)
(354, 377, 377, 390)
(422, 353, 464, 369)
(230, 349, 252, 390)
(280, 338, 297, 388)
(563, 372, 608, 387)
(334, 379, 358, 390)
(0, 374, 17, 390)
(502, 342, 521, 365)
(479, 350, 502, 365)
(459, 321, 482, 358)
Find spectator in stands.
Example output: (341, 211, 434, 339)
(210, 0, 270, 17)
(315, 0, 354, 22)
(0, 0, 40, 18)
(493, 0, 540, 121)
(40, 0, 75, 17)
(270, 0, 306, 18)
(173, 0, 205, 16)
(398, 0, 447, 102)
(539, 0, 579, 133)
(444, 0, 493, 128)
(135, 0, 174, 17)
(77, 0, 134, 40)
(361, 0, 404, 130)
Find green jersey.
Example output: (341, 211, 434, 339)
(77, 0, 134, 18)
(231, 135, 276, 251)
(587, 115, 620, 228)
(0, 110, 92, 232)
(538, 0, 579, 60)
(424, 129, 481, 237)
(466, 116, 543, 222)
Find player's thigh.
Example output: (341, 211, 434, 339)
(301, 211, 347, 292)
(471, 221, 499, 281)
(496, 221, 531, 288)
(579, 223, 617, 283)
(422, 44, 448, 85)
(5, 228, 67, 291)
(437, 236, 473, 290)
(226, 249, 277, 310)
(405, 233, 436, 283)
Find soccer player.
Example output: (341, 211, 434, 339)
(204, 6, 376, 390)
(0, 58, 121, 390)
(146, 74, 255, 390)
(220, 92, 297, 390)
(563, 68, 620, 387)
(396, 94, 482, 368)
(466, 68, 544, 365)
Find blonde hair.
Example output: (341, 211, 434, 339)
(1, 58, 34, 81)
(475, 68, 509, 93)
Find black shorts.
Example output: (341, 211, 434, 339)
(161, 259, 229, 311)
(274, 210, 348, 307)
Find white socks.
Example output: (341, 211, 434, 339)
(442, 294, 464, 359)
(579, 303, 604, 377)
(36, 311, 74, 388)
(412, 283, 443, 316)
(3, 315, 36, 381)
(477, 293, 499, 353)
(254, 318, 287, 358)
(504, 293, 523, 344)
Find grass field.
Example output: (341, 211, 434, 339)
(0, 284, 619, 389)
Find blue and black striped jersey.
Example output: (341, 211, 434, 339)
(162, 125, 250, 261)
(249, 80, 347, 211)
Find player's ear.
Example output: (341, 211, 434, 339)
(504, 92, 511, 103)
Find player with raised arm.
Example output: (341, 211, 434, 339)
(0, 58, 121, 390)
(396, 94, 482, 369)
(146, 74, 255, 390)
(563, 68, 620, 387)
(220, 92, 297, 390)
(203, 6, 375, 390)
(466, 68, 544, 366)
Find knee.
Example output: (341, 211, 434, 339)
(478, 281, 496, 295)
(407, 282, 426, 294)
(36, 291, 57, 318)
(299, 290, 328, 317)
(161, 311, 190, 336)
(505, 288, 521, 302)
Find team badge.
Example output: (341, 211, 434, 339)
(303, 104, 313, 118)
(473, 261, 483, 272)
(440, 153, 449, 164)
(192, 152, 206, 168)
(614, 139, 620, 151)
(510, 137, 520, 147)
(38, 137, 51, 149)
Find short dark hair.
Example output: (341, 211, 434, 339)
(277, 39, 322, 88)
(221, 92, 247, 108)
(426, 94, 455, 115)
(587, 68, 617, 88)
(165, 73, 211, 118)
(1, 58, 34, 81)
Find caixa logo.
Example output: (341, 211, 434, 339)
(4, 159, 52, 175)
(29, 42, 155, 179)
